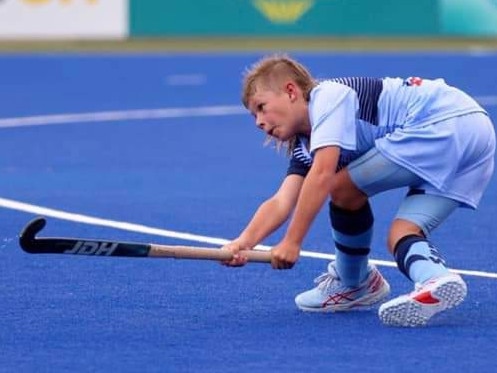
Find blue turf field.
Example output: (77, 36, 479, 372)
(1, 52, 497, 372)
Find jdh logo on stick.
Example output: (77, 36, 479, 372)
(65, 241, 118, 256)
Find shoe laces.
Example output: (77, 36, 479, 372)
(314, 265, 341, 292)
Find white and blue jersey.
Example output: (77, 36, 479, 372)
(287, 77, 495, 208)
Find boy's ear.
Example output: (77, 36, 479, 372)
(285, 81, 298, 101)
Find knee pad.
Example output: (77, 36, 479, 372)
(395, 190, 459, 236)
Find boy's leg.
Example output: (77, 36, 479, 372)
(295, 196, 391, 312)
(347, 149, 468, 325)
(329, 201, 372, 287)
(379, 192, 467, 327)
(390, 191, 460, 283)
(294, 149, 410, 312)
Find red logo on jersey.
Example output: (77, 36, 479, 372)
(404, 77, 423, 86)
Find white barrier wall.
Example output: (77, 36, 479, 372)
(0, 0, 128, 39)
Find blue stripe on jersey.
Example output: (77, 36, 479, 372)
(292, 140, 312, 167)
(331, 77, 383, 125)
(287, 136, 312, 177)
(286, 155, 310, 177)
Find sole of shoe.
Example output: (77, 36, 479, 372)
(378, 276, 467, 327)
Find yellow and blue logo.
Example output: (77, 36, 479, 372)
(252, 0, 315, 24)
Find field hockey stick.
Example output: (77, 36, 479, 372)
(19, 217, 272, 263)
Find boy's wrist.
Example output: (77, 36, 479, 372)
(282, 232, 303, 246)
(236, 234, 256, 249)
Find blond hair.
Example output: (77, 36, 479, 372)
(242, 54, 316, 108)
(241, 54, 316, 153)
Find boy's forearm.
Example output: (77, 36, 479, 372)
(284, 172, 332, 245)
(238, 198, 292, 248)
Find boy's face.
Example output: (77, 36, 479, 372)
(247, 81, 309, 141)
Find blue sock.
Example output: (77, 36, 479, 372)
(329, 202, 372, 287)
(394, 235, 450, 284)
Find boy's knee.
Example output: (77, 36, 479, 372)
(387, 219, 425, 253)
(329, 178, 367, 211)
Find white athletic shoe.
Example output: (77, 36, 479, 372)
(378, 273, 467, 327)
(295, 262, 390, 312)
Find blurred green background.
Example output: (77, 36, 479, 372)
(0, 0, 497, 51)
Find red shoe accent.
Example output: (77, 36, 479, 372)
(413, 291, 440, 304)
(323, 287, 361, 307)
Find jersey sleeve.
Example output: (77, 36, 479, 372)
(286, 156, 311, 177)
(309, 82, 358, 154)
(286, 136, 312, 177)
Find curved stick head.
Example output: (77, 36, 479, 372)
(19, 217, 47, 253)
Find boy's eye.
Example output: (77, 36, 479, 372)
(257, 103, 265, 112)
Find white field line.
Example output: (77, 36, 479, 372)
(1, 197, 496, 280)
(164, 74, 207, 86)
(0, 105, 246, 129)
(0, 96, 496, 129)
